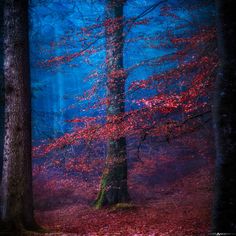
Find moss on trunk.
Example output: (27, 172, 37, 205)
(94, 141, 130, 209)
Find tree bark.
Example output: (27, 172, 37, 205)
(94, 0, 130, 208)
(0, 0, 4, 220)
(0, 0, 4, 182)
(0, 0, 38, 232)
(212, 0, 236, 233)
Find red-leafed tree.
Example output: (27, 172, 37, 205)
(33, 0, 217, 208)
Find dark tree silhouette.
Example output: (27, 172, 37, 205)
(0, 0, 4, 184)
(212, 0, 236, 233)
(94, 0, 130, 208)
(0, 0, 39, 232)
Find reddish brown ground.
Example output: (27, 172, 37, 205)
(33, 152, 214, 235)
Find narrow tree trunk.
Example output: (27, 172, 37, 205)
(0, 0, 4, 219)
(212, 0, 236, 233)
(0, 0, 38, 232)
(94, 0, 130, 208)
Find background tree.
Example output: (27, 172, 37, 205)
(212, 0, 236, 233)
(0, 0, 38, 232)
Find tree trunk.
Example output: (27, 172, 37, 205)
(212, 0, 236, 233)
(0, 0, 38, 232)
(0, 0, 4, 180)
(0, 0, 4, 219)
(94, 0, 130, 208)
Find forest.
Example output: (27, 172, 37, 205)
(0, 0, 236, 235)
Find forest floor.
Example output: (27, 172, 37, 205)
(32, 146, 215, 236)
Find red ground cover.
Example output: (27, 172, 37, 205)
(33, 151, 214, 235)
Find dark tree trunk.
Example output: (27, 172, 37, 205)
(94, 0, 130, 208)
(212, 0, 236, 233)
(0, 0, 4, 220)
(0, 0, 38, 232)
(0, 0, 4, 184)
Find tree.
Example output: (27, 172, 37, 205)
(0, 0, 38, 232)
(212, 0, 236, 233)
(32, 0, 216, 210)
(0, 0, 4, 184)
(94, 0, 130, 208)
